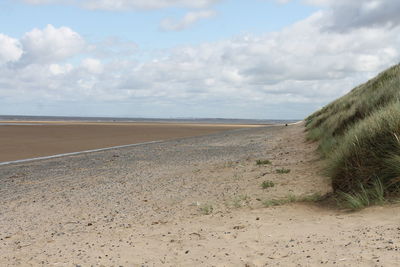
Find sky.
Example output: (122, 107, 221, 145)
(0, 0, 399, 119)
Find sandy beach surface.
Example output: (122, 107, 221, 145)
(1, 123, 399, 266)
(0, 122, 259, 162)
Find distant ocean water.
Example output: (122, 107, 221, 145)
(0, 115, 299, 125)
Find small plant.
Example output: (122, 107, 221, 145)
(263, 193, 323, 207)
(232, 195, 251, 208)
(338, 179, 386, 210)
(232, 198, 241, 208)
(261, 180, 275, 189)
(233, 173, 243, 180)
(256, 159, 271, 165)
(287, 193, 297, 202)
(276, 168, 291, 174)
(369, 179, 385, 205)
(224, 161, 235, 168)
(263, 199, 285, 207)
(263, 193, 297, 207)
(338, 191, 367, 210)
(199, 204, 213, 215)
(300, 193, 323, 202)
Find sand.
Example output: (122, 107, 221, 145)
(0, 121, 259, 162)
(1, 123, 399, 266)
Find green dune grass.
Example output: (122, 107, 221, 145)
(305, 63, 400, 208)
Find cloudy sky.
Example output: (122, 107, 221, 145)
(0, 0, 399, 119)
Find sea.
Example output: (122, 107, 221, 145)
(0, 115, 298, 125)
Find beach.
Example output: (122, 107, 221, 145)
(1, 123, 399, 266)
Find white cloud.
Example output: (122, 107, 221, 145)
(129, 14, 399, 107)
(20, 24, 86, 64)
(22, 0, 221, 10)
(160, 10, 216, 31)
(0, 34, 23, 64)
(81, 58, 104, 74)
(49, 63, 73, 75)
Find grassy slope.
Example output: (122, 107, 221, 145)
(305, 63, 400, 196)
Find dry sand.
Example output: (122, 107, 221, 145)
(1, 123, 399, 266)
(0, 122, 258, 162)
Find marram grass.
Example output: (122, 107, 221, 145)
(306, 63, 400, 207)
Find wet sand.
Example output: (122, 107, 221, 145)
(0, 121, 259, 162)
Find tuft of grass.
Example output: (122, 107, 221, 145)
(276, 168, 291, 174)
(232, 195, 251, 208)
(224, 161, 235, 168)
(368, 178, 386, 205)
(233, 173, 243, 180)
(263, 193, 323, 207)
(286, 193, 297, 202)
(338, 191, 368, 210)
(199, 204, 213, 215)
(300, 193, 323, 202)
(338, 179, 386, 210)
(261, 180, 275, 189)
(263, 199, 286, 207)
(256, 159, 272, 165)
(263, 193, 297, 207)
